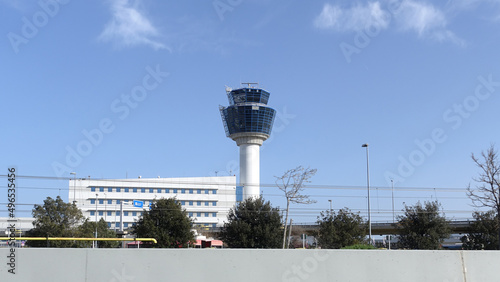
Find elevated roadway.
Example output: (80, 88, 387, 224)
(294, 220, 473, 235)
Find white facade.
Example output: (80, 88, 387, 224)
(69, 176, 237, 230)
(0, 217, 34, 235)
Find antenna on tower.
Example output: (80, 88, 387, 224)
(241, 82, 258, 88)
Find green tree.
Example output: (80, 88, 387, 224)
(132, 198, 194, 248)
(316, 208, 367, 249)
(396, 201, 451, 249)
(461, 210, 499, 250)
(77, 218, 119, 248)
(26, 196, 85, 247)
(220, 197, 282, 248)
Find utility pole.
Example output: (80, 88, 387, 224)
(362, 143, 372, 245)
(95, 193, 98, 249)
(70, 172, 76, 204)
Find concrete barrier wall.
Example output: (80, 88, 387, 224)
(1, 248, 498, 282)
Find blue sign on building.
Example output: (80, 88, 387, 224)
(236, 186, 243, 202)
(133, 200, 144, 208)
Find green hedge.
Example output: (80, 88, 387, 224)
(341, 244, 377, 249)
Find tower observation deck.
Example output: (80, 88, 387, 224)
(220, 84, 276, 200)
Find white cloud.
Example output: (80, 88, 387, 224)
(395, 1, 446, 36)
(394, 1, 465, 46)
(446, 0, 500, 22)
(314, 2, 390, 32)
(314, 1, 464, 46)
(99, 0, 167, 50)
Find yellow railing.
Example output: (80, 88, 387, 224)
(0, 237, 157, 244)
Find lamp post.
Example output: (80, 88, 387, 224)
(391, 179, 395, 223)
(95, 193, 98, 248)
(328, 200, 332, 213)
(104, 193, 107, 222)
(361, 143, 372, 244)
(70, 172, 76, 204)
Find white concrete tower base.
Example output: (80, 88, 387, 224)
(231, 133, 269, 200)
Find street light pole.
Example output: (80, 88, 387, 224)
(70, 172, 76, 204)
(104, 193, 107, 222)
(391, 179, 395, 223)
(328, 200, 332, 213)
(95, 193, 98, 249)
(389, 179, 395, 250)
(361, 143, 372, 245)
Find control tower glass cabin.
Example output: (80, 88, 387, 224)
(220, 86, 276, 199)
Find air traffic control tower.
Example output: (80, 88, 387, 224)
(220, 84, 276, 200)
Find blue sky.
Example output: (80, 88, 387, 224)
(2, 0, 500, 223)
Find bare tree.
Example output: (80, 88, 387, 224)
(467, 145, 500, 249)
(275, 166, 317, 249)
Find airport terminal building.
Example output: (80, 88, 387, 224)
(69, 176, 239, 230)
